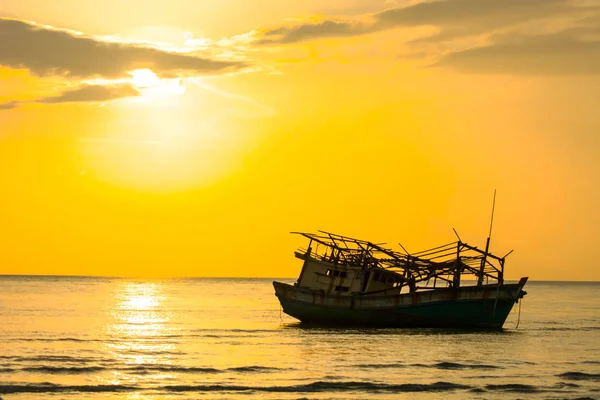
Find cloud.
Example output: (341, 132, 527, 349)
(0, 18, 245, 79)
(38, 84, 141, 103)
(0, 100, 19, 110)
(436, 29, 600, 75)
(259, 20, 371, 44)
(0, 84, 141, 111)
(259, 0, 591, 44)
(253, 0, 600, 76)
(374, 0, 572, 29)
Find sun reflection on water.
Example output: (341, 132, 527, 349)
(102, 281, 179, 386)
(124, 294, 159, 310)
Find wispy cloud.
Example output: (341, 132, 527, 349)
(0, 84, 141, 111)
(259, 0, 581, 45)
(254, 0, 600, 76)
(259, 19, 373, 44)
(0, 17, 246, 79)
(436, 20, 600, 75)
(0, 100, 19, 110)
(374, 0, 573, 29)
(38, 84, 140, 103)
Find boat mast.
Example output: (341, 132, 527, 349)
(478, 190, 496, 286)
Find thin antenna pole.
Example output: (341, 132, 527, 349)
(478, 189, 497, 286)
(488, 189, 497, 239)
(452, 228, 462, 243)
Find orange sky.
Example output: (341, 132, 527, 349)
(1, 1, 599, 280)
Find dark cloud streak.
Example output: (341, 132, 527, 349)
(436, 30, 600, 75)
(38, 84, 141, 103)
(256, 0, 600, 76)
(0, 18, 244, 78)
(374, 0, 570, 28)
(260, 0, 591, 45)
(259, 20, 370, 44)
(0, 100, 19, 110)
(0, 84, 141, 111)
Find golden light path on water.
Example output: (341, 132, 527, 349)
(95, 280, 272, 398)
(101, 282, 177, 390)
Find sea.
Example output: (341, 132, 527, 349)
(0, 276, 598, 400)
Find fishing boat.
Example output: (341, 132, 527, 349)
(273, 230, 527, 329)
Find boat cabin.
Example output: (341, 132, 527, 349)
(291, 231, 508, 296)
(295, 251, 405, 295)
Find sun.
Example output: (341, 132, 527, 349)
(131, 68, 159, 87)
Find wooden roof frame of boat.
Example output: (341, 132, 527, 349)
(291, 230, 511, 291)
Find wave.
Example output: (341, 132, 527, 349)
(6, 337, 101, 343)
(1, 364, 282, 375)
(355, 363, 408, 369)
(468, 388, 486, 393)
(227, 366, 281, 373)
(430, 362, 501, 370)
(0, 383, 137, 394)
(0, 381, 471, 394)
(161, 381, 472, 393)
(557, 372, 600, 381)
(356, 362, 502, 370)
(0, 355, 108, 363)
(21, 366, 105, 374)
(554, 382, 581, 388)
(201, 334, 244, 338)
(485, 383, 540, 393)
(120, 349, 185, 355)
(190, 328, 275, 334)
(126, 366, 220, 374)
(4, 330, 287, 343)
(528, 327, 600, 332)
(129, 364, 282, 374)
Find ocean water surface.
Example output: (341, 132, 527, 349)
(0, 276, 598, 399)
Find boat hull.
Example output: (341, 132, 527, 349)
(273, 279, 527, 329)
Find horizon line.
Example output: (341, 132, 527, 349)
(0, 273, 296, 280)
(1, 274, 599, 283)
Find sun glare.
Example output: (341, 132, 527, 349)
(125, 68, 186, 102)
(131, 69, 159, 87)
